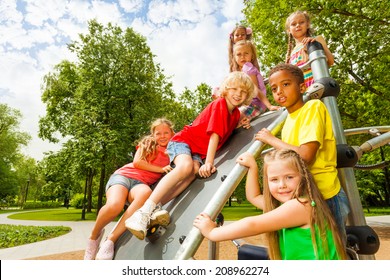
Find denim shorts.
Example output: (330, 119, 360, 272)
(167, 141, 203, 166)
(326, 188, 351, 241)
(105, 174, 146, 192)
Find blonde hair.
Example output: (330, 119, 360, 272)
(262, 149, 347, 260)
(284, 11, 314, 63)
(228, 25, 253, 72)
(218, 71, 255, 106)
(137, 118, 174, 161)
(230, 40, 260, 72)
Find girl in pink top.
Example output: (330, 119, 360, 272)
(231, 40, 280, 121)
(84, 118, 174, 260)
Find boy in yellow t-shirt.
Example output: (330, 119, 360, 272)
(256, 63, 350, 241)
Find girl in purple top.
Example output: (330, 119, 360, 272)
(231, 40, 280, 121)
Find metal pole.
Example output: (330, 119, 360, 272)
(308, 42, 375, 259)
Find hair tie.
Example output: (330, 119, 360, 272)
(229, 32, 233, 39)
(246, 27, 252, 35)
(311, 200, 316, 207)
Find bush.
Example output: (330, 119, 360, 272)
(0, 224, 71, 249)
(23, 201, 62, 209)
(70, 193, 102, 209)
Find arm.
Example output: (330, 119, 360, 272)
(198, 132, 219, 178)
(302, 35, 334, 67)
(255, 128, 320, 165)
(132, 148, 172, 174)
(236, 152, 264, 209)
(194, 199, 310, 242)
(249, 74, 280, 111)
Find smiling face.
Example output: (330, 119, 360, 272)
(224, 84, 249, 112)
(269, 69, 305, 113)
(153, 123, 174, 147)
(266, 159, 302, 204)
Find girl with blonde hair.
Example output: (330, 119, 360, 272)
(194, 149, 347, 260)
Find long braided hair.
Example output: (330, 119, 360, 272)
(262, 149, 346, 260)
(284, 11, 314, 63)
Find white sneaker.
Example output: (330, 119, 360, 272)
(150, 208, 170, 228)
(125, 209, 150, 240)
(83, 229, 105, 260)
(96, 240, 114, 260)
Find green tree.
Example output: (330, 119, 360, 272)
(0, 104, 31, 201)
(39, 20, 177, 213)
(243, 0, 390, 205)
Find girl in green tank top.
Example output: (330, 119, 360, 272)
(194, 149, 347, 260)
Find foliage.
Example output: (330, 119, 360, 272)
(0, 104, 31, 201)
(243, 0, 390, 205)
(0, 224, 71, 249)
(22, 201, 62, 210)
(38, 20, 179, 213)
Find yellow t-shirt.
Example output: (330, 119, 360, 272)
(282, 100, 340, 199)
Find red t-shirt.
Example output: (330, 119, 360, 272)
(171, 98, 240, 158)
(114, 146, 169, 186)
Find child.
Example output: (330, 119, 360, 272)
(84, 118, 174, 260)
(285, 10, 334, 88)
(255, 63, 350, 241)
(228, 25, 253, 72)
(194, 149, 347, 260)
(125, 71, 255, 240)
(231, 40, 280, 121)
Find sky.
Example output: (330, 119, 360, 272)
(0, 0, 246, 161)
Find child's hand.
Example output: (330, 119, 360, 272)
(301, 36, 317, 45)
(238, 117, 251, 129)
(193, 213, 216, 238)
(198, 163, 216, 178)
(162, 165, 173, 174)
(268, 105, 282, 111)
(236, 152, 257, 168)
(255, 128, 274, 144)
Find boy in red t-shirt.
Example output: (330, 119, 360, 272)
(125, 71, 255, 240)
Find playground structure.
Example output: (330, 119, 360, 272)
(113, 42, 389, 260)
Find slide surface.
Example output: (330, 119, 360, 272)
(113, 110, 282, 260)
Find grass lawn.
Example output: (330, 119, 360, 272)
(7, 208, 98, 221)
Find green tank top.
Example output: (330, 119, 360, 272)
(279, 226, 340, 260)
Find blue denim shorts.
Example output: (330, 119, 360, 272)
(105, 174, 145, 192)
(166, 141, 203, 166)
(326, 188, 351, 240)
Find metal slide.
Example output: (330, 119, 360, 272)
(113, 109, 284, 260)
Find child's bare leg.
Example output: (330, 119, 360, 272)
(89, 185, 128, 240)
(107, 184, 152, 243)
(148, 154, 194, 204)
(161, 160, 200, 204)
(84, 185, 127, 260)
(95, 184, 152, 260)
(125, 154, 194, 240)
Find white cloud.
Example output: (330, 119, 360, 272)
(119, 0, 144, 13)
(1, 0, 246, 161)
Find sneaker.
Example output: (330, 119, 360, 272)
(150, 208, 170, 228)
(84, 229, 105, 260)
(95, 240, 115, 260)
(125, 209, 150, 240)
